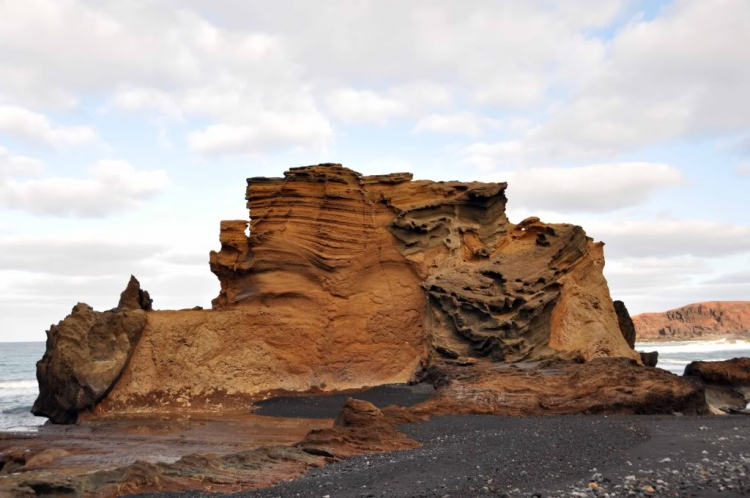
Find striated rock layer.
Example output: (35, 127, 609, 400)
(634, 301, 750, 342)
(38, 164, 644, 420)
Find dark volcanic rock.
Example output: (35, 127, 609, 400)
(685, 357, 750, 410)
(614, 300, 637, 349)
(31, 279, 152, 424)
(33, 276, 153, 424)
(640, 351, 659, 367)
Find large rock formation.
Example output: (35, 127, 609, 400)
(634, 301, 750, 341)
(37, 164, 646, 421)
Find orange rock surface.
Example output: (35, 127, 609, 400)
(634, 301, 750, 342)
(38, 164, 641, 419)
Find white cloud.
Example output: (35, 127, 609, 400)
(326, 82, 454, 126)
(1, 158, 169, 217)
(188, 112, 332, 156)
(736, 163, 750, 176)
(605, 256, 712, 293)
(0, 238, 166, 276)
(0, 105, 96, 145)
(483, 162, 685, 212)
(113, 87, 184, 120)
(589, 219, 750, 258)
(413, 112, 492, 137)
(0, 146, 44, 177)
(528, 0, 750, 157)
(326, 89, 406, 125)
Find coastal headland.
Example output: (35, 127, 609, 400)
(2, 164, 748, 497)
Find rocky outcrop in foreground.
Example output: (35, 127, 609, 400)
(634, 301, 750, 341)
(685, 358, 750, 412)
(3, 398, 418, 497)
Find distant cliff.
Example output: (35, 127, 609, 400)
(633, 301, 750, 342)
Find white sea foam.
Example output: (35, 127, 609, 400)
(636, 338, 750, 355)
(0, 380, 38, 391)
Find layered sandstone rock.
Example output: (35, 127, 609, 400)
(32, 277, 152, 424)
(36, 163, 643, 421)
(634, 301, 750, 341)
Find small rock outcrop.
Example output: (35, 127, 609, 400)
(684, 358, 750, 411)
(117, 275, 153, 311)
(634, 301, 750, 341)
(297, 398, 421, 458)
(639, 351, 659, 367)
(32, 277, 152, 423)
(614, 300, 637, 349)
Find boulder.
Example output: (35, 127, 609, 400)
(639, 351, 659, 367)
(684, 358, 750, 410)
(31, 277, 151, 423)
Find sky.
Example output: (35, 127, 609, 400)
(0, 0, 749, 342)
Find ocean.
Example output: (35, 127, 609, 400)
(0, 341, 47, 431)
(1, 339, 749, 432)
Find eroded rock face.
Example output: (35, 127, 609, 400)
(32, 278, 151, 423)
(210, 164, 636, 364)
(634, 301, 750, 341)
(39, 164, 640, 419)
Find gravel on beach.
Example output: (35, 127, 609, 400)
(137, 412, 750, 498)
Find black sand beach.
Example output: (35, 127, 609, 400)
(135, 391, 750, 498)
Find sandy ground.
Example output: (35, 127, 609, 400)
(135, 393, 750, 498)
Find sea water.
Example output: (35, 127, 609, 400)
(0, 342, 46, 431)
(636, 338, 750, 375)
(1, 339, 749, 431)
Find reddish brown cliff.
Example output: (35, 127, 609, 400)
(634, 301, 750, 342)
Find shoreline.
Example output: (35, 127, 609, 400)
(636, 334, 750, 344)
(135, 414, 750, 498)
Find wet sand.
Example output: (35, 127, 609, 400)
(0, 413, 331, 473)
(140, 414, 750, 498)
(252, 384, 435, 419)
